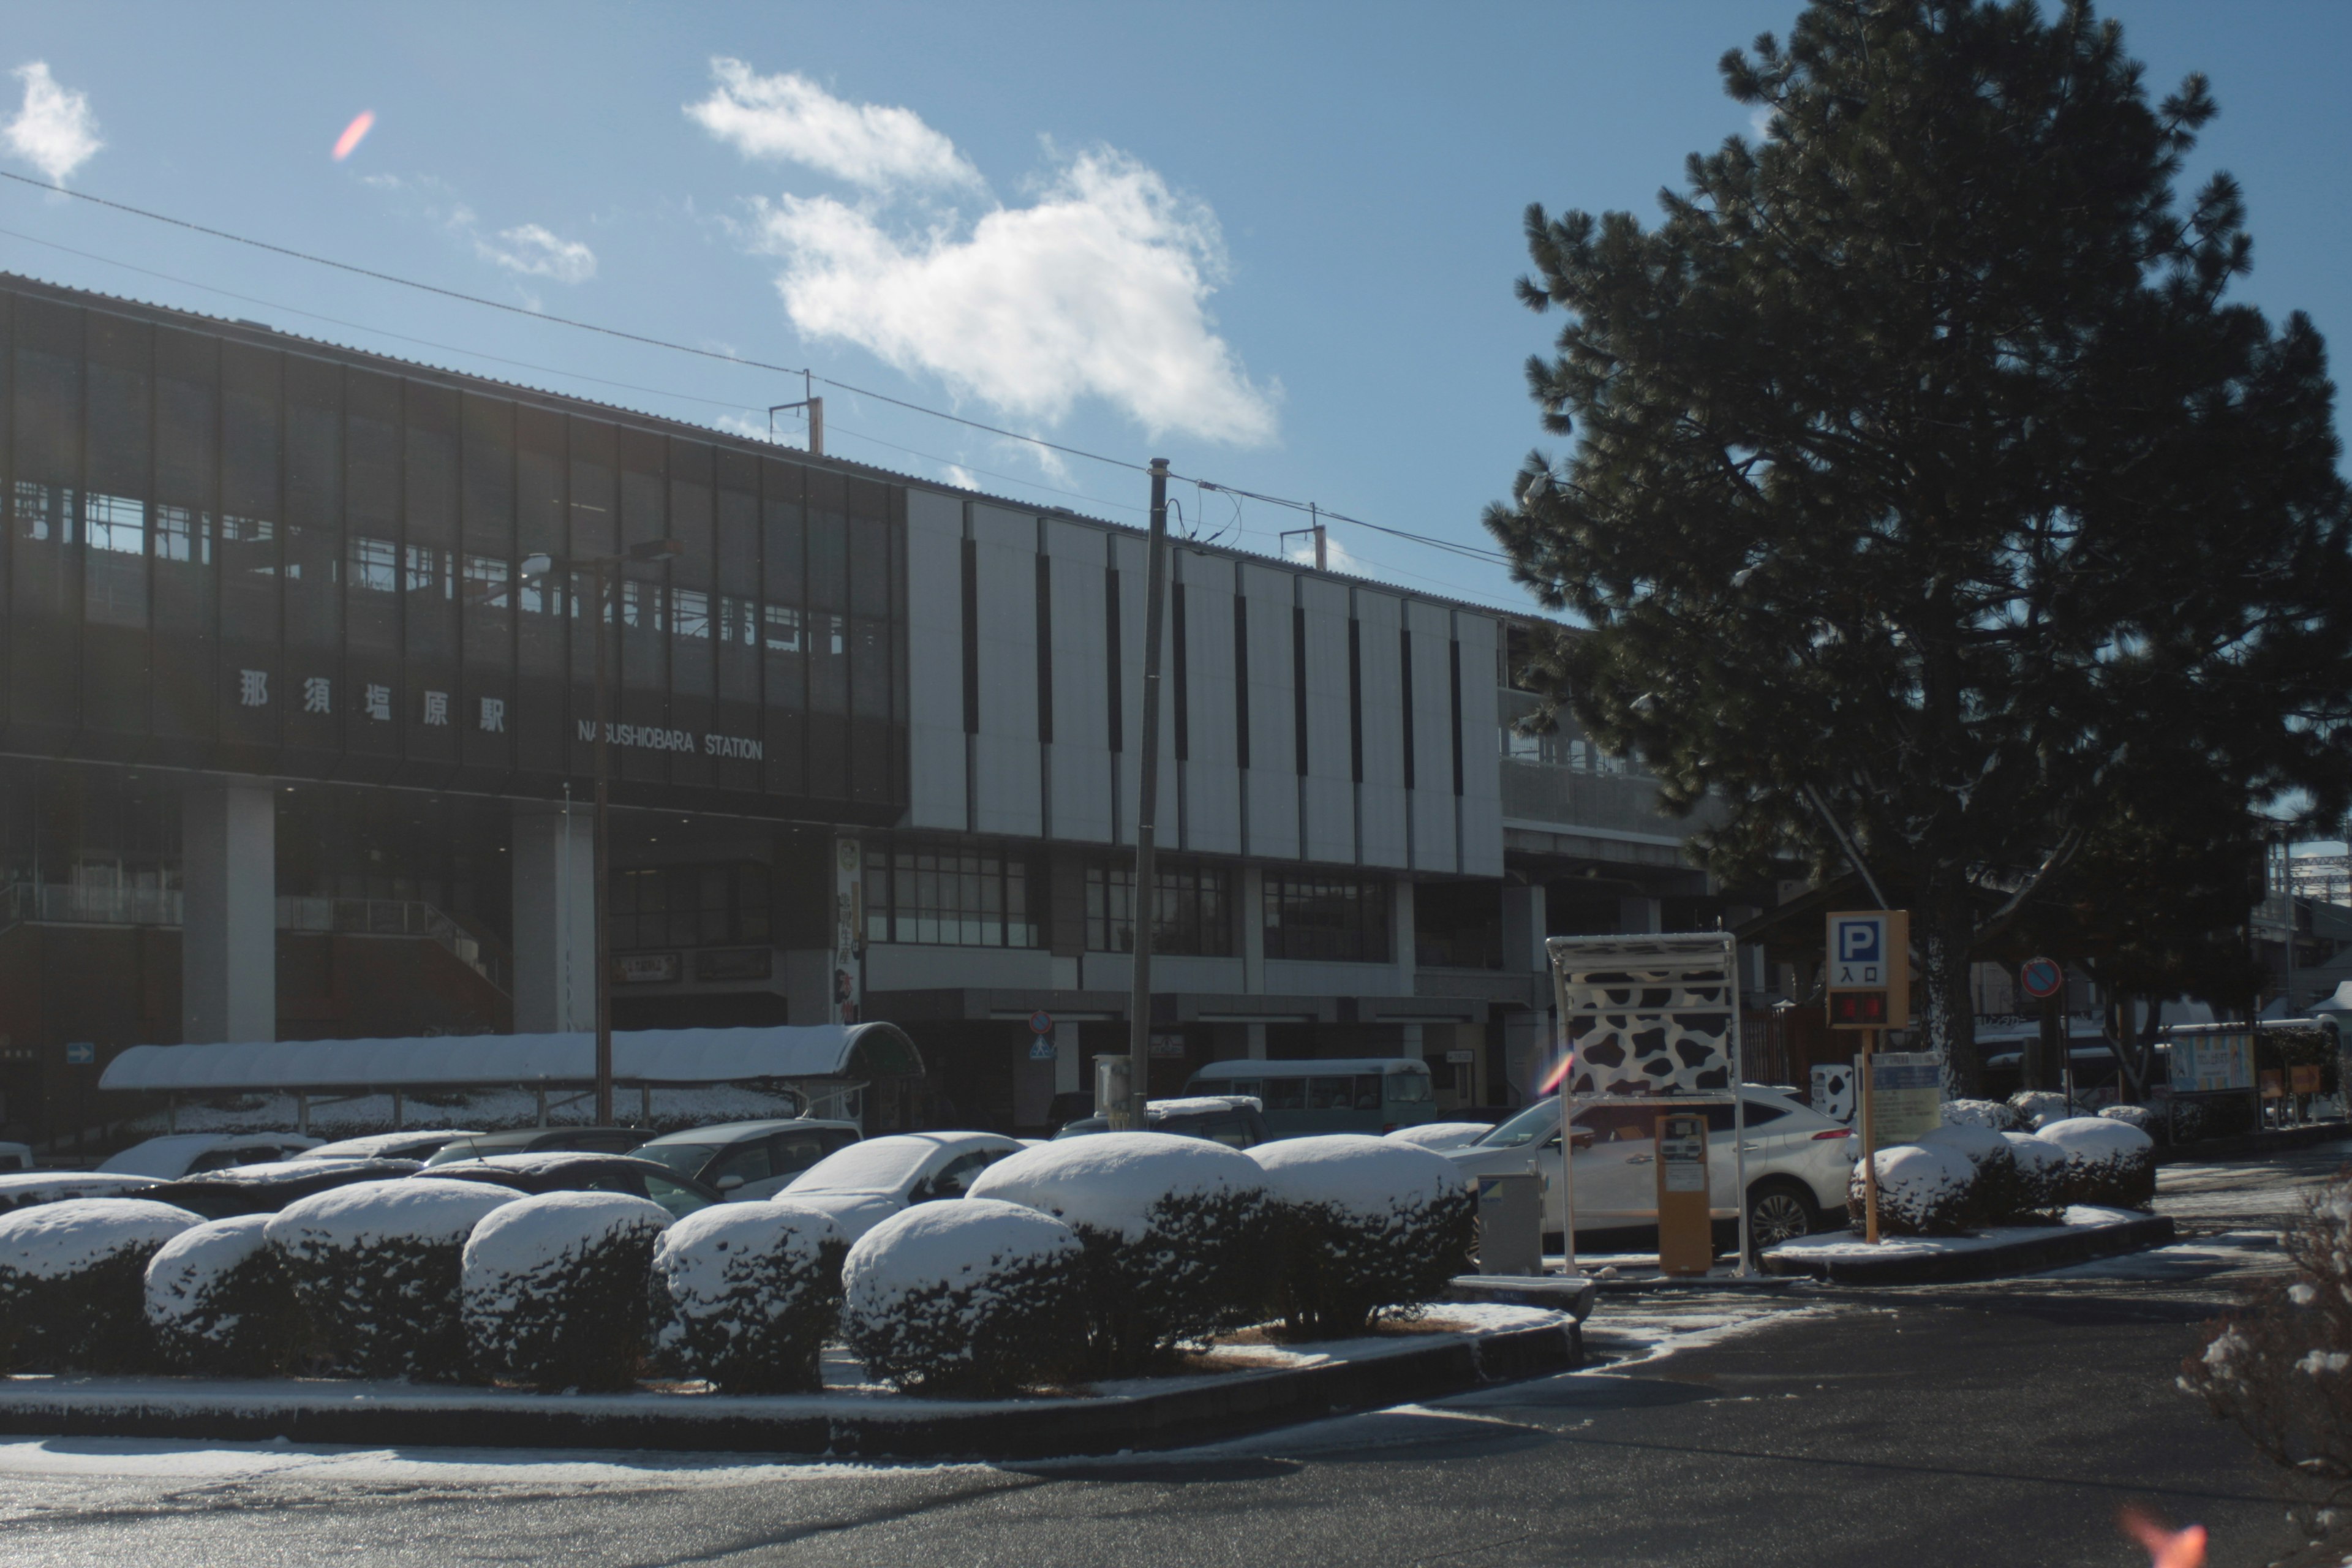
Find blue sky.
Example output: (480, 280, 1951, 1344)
(0, 2, 2347, 618)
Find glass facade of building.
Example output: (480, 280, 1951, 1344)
(0, 276, 908, 821)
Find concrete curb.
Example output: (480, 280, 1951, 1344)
(2155, 1123, 2352, 1166)
(0, 1321, 1583, 1460)
(1758, 1214, 2173, 1286)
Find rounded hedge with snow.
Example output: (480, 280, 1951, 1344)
(1384, 1123, 1494, 1152)
(0, 1197, 200, 1372)
(2037, 1116, 2157, 1208)
(1942, 1099, 2019, 1132)
(2099, 1103, 2157, 1138)
(266, 1178, 516, 1381)
(840, 1198, 1085, 1395)
(1248, 1136, 1474, 1336)
(1917, 1122, 2029, 1225)
(2001, 1131, 2067, 1216)
(967, 1133, 1273, 1372)
(2007, 1091, 2071, 1131)
(144, 1214, 307, 1376)
(1847, 1144, 1976, 1235)
(652, 1200, 847, 1393)
(461, 1191, 671, 1391)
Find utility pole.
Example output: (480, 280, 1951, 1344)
(1125, 458, 1172, 1131)
(770, 372, 824, 458)
(1311, 502, 1325, 571)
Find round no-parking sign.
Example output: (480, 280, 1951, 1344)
(2019, 957, 2064, 1001)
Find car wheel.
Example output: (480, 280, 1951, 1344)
(1746, 1179, 1817, 1251)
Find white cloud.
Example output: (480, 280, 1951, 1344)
(4, 62, 100, 184)
(751, 148, 1277, 446)
(687, 58, 980, 193)
(1287, 532, 1360, 575)
(477, 222, 597, 284)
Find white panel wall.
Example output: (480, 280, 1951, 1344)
(1406, 599, 1458, 872)
(1044, 519, 1113, 843)
(1354, 589, 1408, 869)
(1298, 576, 1355, 865)
(1177, 550, 1241, 854)
(903, 488, 968, 830)
(970, 503, 1042, 838)
(1240, 563, 1301, 861)
(1110, 533, 1177, 848)
(1455, 610, 1505, 876)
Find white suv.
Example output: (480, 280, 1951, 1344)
(1444, 1085, 1855, 1248)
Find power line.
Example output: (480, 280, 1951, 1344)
(1, 170, 1521, 586)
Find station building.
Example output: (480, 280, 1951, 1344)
(0, 271, 1746, 1146)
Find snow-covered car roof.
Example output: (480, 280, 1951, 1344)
(637, 1118, 862, 1148)
(298, 1131, 481, 1161)
(783, 1133, 1020, 1196)
(425, 1151, 667, 1177)
(0, 1170, 160, 1212)
(97, 1133, 323, 1178)
(148, 1156, 418, 1188)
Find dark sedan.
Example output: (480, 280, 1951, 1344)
(418, 1153, 720, 1219)
(138, 1158, 424, 1219)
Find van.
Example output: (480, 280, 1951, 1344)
(1183, 1058, 1439, 1138)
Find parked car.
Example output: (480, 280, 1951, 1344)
(137, 1158, 423, 1219)
(776, 1133, 1023, 1242)
(0, 1141, 32, 1172)
(1052, 1095, 1270, 1148)
(298, 1130, 483, 1163)
(421, 1127, 648, 1166)
(1183, 1058, 1441, 1137)
(633, 1119, 863, 1201)
(0, 1170, 160, 1212)
(98, 1133, 325, 1180)
(1444, 1085, 1855, 1249)
(421, 1152, 722, 1219)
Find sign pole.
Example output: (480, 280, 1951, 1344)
(1861, 1025, 1882, 1245)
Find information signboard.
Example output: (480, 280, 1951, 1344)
(1869, 1051, 1943, 1142)
(2167, 1030, 2255, 1094)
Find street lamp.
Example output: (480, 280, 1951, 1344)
(519, 537, 684, 1125)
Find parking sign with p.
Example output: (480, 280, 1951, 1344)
(1826, 910, 1909, 1030)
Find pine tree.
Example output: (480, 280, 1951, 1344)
(1487, 0, 2352, 1093)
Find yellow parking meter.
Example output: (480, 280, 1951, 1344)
(1656, 1110, 1712, 1276)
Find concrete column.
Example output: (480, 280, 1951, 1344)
(1390, 878, 1417, 997)
(1618, 895, 1662, 934)
(1239, 865, 1267, 993)
(1399, 1021, 1425, 1061)
(511, 804, 597, 1034)
(182, 781, 275, 1044)
(1245, 1022, 1268, 1060)
(1501, 883, 1548, 974)
(1052, 1020, 1082, 1096)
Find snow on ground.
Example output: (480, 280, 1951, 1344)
(1766, 1205, 2147, 1263)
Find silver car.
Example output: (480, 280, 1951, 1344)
(1444, 1085, 1855, 1248)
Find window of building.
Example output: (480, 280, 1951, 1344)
(861, 841, 1038, 948)
(608, 862, 771, 951)
(1084, 858, 1233, 956)
(1264, 874, 1392, 963)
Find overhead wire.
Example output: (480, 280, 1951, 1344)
(0, 169, 1529, 598)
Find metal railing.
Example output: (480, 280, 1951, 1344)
(0, 884, 509, 995)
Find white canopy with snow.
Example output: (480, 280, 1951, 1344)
(99, 1023, 922, 1095)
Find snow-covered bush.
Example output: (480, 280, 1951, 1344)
(2007, 1091, 2073, 1131)
(652, 1200, 846, 1393)
(0, 1197, 200, 1372)
(968, 1133, 1274, 1373)
(1918, 1123, 2029, 1224)
(1846, 1143, 1976, 1235)
(2100, 1103, 2157, 1140)
(2001, 1131, 2068, 1218)
(1942, 1099, 2019, 1132)
(840, 1198, 1086, 1395)
(266, 1178, 516, 1381)
(1248, 1136, 1474, 1338)
(1384, 1123, 1494, 1152)
(2183, 1175, 2352, 1507)
(461, 1192, 671, 1392)
(2037, 1117, 2157, 1208)
(144, 1215, 308, 1376)
(0, 1171, 162, 1213)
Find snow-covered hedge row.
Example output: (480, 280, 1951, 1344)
(266, 1178, 516, 1381)
(1941, 1099, 2019, 1132)
(840, 1199, 1087, 1395)
(462, 1192, 671, 1392)
(2003, 1131, 2068, 1215)
(1249, 1136, 1474, 1337)
(968, 1133, 1273, 1374)
(0, 1197, 200, 1372)
(2007, 1091, 2071, 1131)
(144, 1215, 308, 1376)
(653, 1201, 847, 1393)
(1848, 1144, 1977, 1235)
(2037, 1117, 2157, 1207)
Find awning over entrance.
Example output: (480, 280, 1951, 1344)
(98, 1023, 923, 1095)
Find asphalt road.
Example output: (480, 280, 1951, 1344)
(1, 1139, 2343, 1568)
